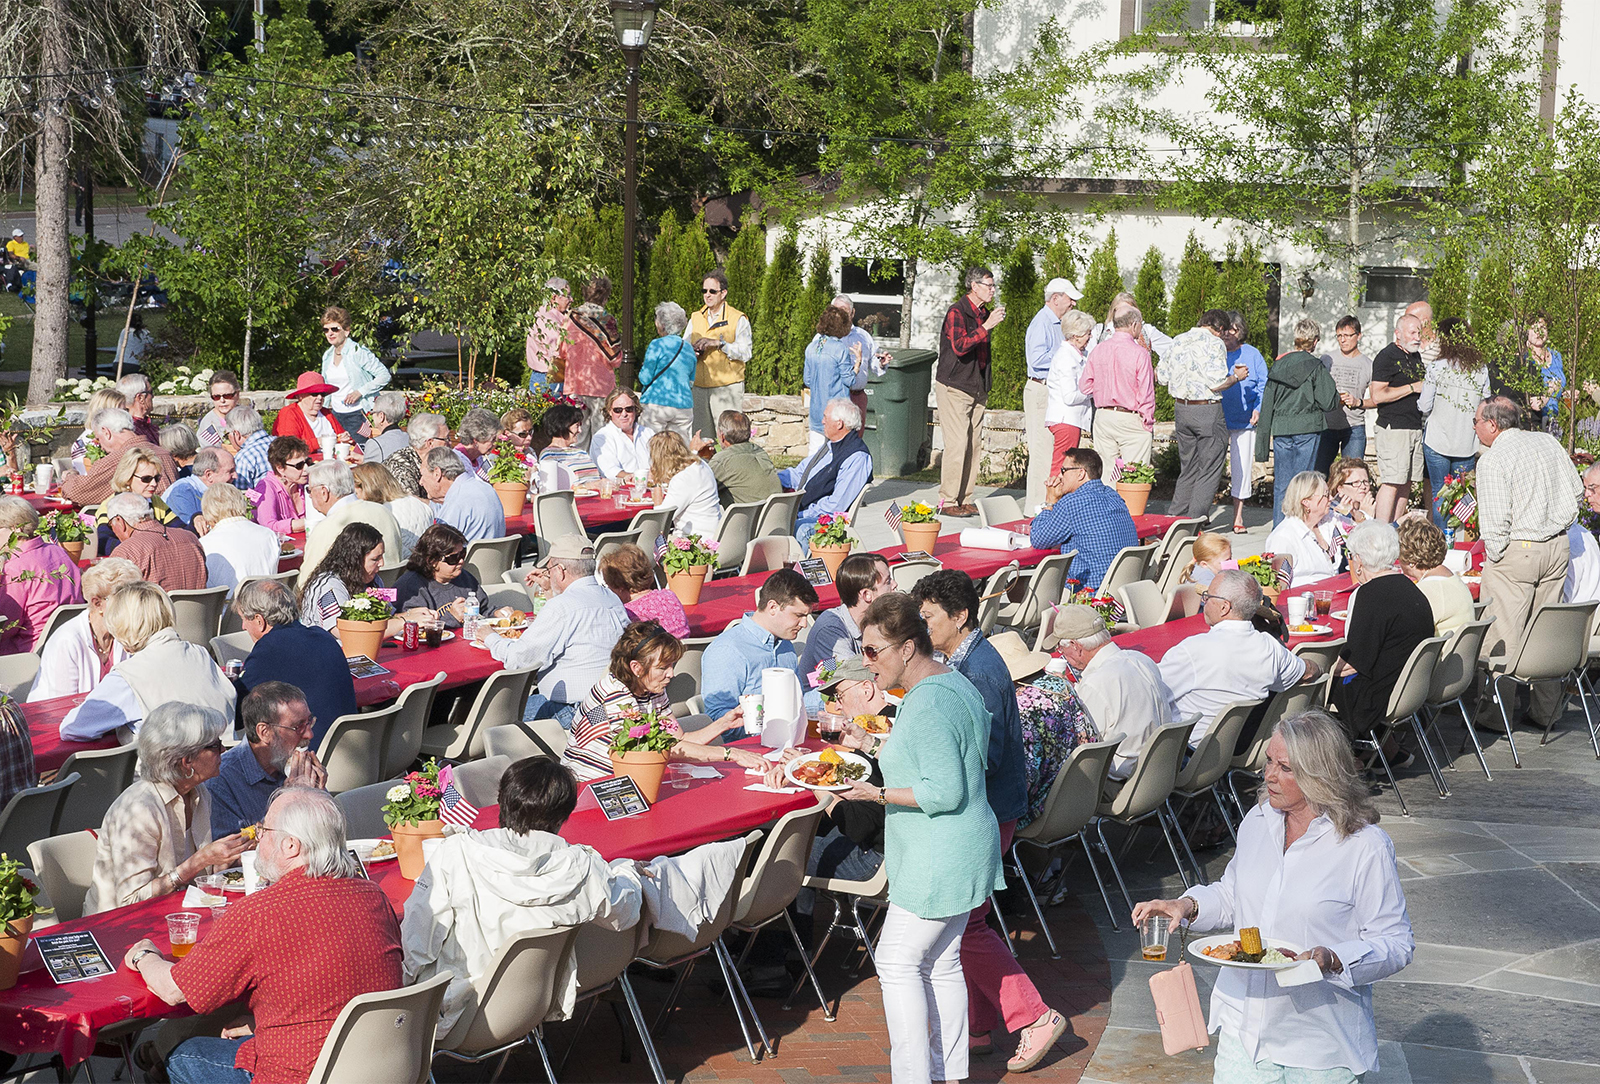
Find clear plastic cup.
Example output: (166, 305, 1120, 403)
(195, 875, 229, 917)
(1140, 914, 1170, 961)
(167, 912, 202, 957)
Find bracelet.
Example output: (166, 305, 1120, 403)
(876, 787, 887, 806)
(1180, 896, 1198, 923)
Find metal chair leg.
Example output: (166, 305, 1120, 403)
(707, 941, 762, 1061)
(715, 939, 774, 1060)
(1077, 831, 1121, 931)
(987, 893, 1019, 958)
(1408, 713, 1450, 798)
(650, 957, 697, 1036)
(1211, 788, 1238, 841)
(782, 908, 835, 1021)
(1009, 842, 1061, 957)
(1493, 675, 1523, 767)
(783, 901, 839, 1011)
(1165, 799, 1207, 885)
(558, 996, 602, 1076)
(1368, 728, 1410, 816)
(1095, 818, 1136, 917)
(1156, 803, 1196, 888)
(531, 1029, 558, 1084)
(1581, 672, 1600, 758)
(1454, 696, 1492, 780)
(617, 973, 668, 1084)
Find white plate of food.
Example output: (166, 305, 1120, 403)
(1329, 610, 1349, 621)
(278, 547, 303, 560)
(1187, 930, 1303, 970)
(1286, 623, 1333, 637)
(350, 838, 399, 864)
(785, 749, 873, 792)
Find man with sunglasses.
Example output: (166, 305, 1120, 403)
(206, 681, 328, 838)
(689, 269, 753, 437)
(1028, 446, 1137, 591)
(590, 389, 653, 481)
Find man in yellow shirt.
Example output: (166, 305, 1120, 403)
(5, 229, 28, 262)
(2, 229, 27, 293)
(688, 269, 753, 436)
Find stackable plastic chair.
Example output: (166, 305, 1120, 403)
(591, 528, 643, 568)
(1170, 698, 1262, 851)
(305, 972, 451, 1084)
(1154, 538, 1196, 595)
(1116, 580, 1168, 630)
(209, 631, 256, 671)
(1423, 619, 1494, 779)
(782, 865, 889, 1021)
(739, 535, 803, 576)
(55, 743, 139, 834)
(1487, 601, 1599, 764)
(628, 509, 675, 564)
(891, 559, 944, 593)
(33, 603, 87, 655)
(975, 494, 1024, 527)
(1093, 720, 1194, 914)
(724, 802, 829, 1021)
(420, 666, 539, 761)
(1100, 542, 1160, 596)
(465, 535, 520, 589)
(752, 491, 800, 539)
(435, 926, 580, 1084)
(168, 585, 231, 646)
(381, 671, 446, 779)
(1369, 635, 1449, 816)
(559, 924, 666, 1084)
(334, 780, 399, 840)
(1152, 518, 1206, 581)
(26, 830, 98, 922)
(666, 635, 715, 717)
(713, 501, 764, 575)
(1227, 675, 1331, 818)
(0, 773, 80, 862)
(1008, 551, 1074, 647)
(975, 563, 1020, 634)
(318, 705, 398, 793)
(0, 652, 40, 701)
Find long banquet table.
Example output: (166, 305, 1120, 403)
(0, 742, 818, 1066)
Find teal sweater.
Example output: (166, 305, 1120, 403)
(879, 670, 1005, 919)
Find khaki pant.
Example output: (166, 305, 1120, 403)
(936, 382, 987, 506)
(1023, 379, 1052, 512)
(1480, 535, 1570, 723)
(693, 382, 745, 440)
(1090, 409, 1153, 467)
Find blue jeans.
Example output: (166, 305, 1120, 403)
(331, 409, 368, 439)
(1316, 426, 1365, 474)
(1423, 445, 1477, 529)
(524, 694, 578, 729)
(528, 371, 563, 398)
(168, 1037, 252, 1084)
(1271, 433, 1322, 525)
(796, 826, 883, 915)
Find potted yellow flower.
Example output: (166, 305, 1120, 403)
(896, 501, 942, 554)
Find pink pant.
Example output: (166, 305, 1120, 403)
(963, 820, 1050, 1034)
(1047, 424, 1082, 476)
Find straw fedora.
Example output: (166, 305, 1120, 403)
(988, 630, 1053, 682)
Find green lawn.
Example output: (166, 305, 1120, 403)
(0, 292, 173, 380)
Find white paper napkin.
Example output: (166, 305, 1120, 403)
(673, 765, 721, 779)
(745, 783, 803, 795)
(182, 885, 227, 909)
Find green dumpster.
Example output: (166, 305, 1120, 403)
(863, 348, 936, 477)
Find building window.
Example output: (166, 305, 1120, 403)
(1361, 267, 1431, 307)
(1134, 0, 1278, 36)
(839, 258, 905, 341)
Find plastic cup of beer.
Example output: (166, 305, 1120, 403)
(167, 912, 202, 957)
(1140, 914, 1171, 961)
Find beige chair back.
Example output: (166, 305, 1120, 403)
(975, 494, 1024, 527)
(318, 705, 399, 794)
(464, 535, 519, 588)
(713, 501, 763, 573)
(666, 635, 715, 717)
(572, 921, 643, 995)
(424, 666, 538, 761)
(1099, 721, 1190, 821)
(1240, 674, 1333, 770)
(1291, 637, 1346, 677)
(1429, 619, 1492, 704)
(740, 536, 803, 576)
(0, 773, 79, 860)
(34, 603, 87, 655)
(754, 491, 801, 539)
(304, 971, 452, 1084)
(1154, 538, 1197, 595)
(1014, 740, 1118, 846)
(26, 830, 98, 922)
(1174, 699, 1262, 793)
(1167, 582, 1203, 621)
(1013, 551, 1076, 637)
(168, 585, 231, 647)
(56, 743, 139, 834)
(734, 800, 826, 928)
(1153, 518, 1206, 579)
(1382, 636, 1448, 723)
(209, 630, 256, 670)
(335, 780, 399, 840)
(1117, 579, 1167, 629)
(1100, 542, 1160, 596)
(444, 926, 579, 1054)
(482, 584, 530, 613)
(891, 559, 943, 593)
(450, 755, 512, 807)
(382, 671, 446, 779)
(532, 491, 584, 557)
(0, 652, 41, 701)
(484, 722, 560, 761)
(627, 508, 675, 563)
(591, 528, 643, 569)
(976, 563, 1019, 634)
(1502, 602, 1597, 681)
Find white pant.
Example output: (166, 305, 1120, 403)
(1023, 379, 1051, 513)
(878, 903, 969, 1082)
(1228, 428, 1256, 500)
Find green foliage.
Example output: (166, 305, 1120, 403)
(1217, 238, 1273, 357)
(1078, 231, 1123, 322)
(790, 242, 836, 391)
(724, 218, 768, 322)
(747, 231, 804, 395)
(990, 239, 1037, 411)
(1428, 242, 1471, 325)
(1132, 246, 1168, 332)
(672, 212, 716, 315)
(1040, 238, 1078, 285)
(646, 210, 681, 351)
(0, 854, 40, 928)
(1470, 249, 1513, 335)
(413, 378, 554, 430)
(1169, 232, 1221, 339)
(484, 441, 531, 485)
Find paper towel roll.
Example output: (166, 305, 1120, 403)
(760, 667, 805, 749)
(959, 527, 1029, 551)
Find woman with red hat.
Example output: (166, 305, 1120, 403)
(273, 371, 353, 461)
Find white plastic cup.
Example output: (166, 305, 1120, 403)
(32, 463, 53, 494)
(739, 694, 764, 733)
(1285, 595, 1309, 626)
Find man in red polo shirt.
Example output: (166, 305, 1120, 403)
(123, 787, 403, 1084)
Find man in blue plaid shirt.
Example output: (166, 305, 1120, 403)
(226, 405, 274, 490)
(1028, 446, 1138, 590)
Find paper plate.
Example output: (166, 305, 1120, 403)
(350, 839, 399, 864)
(784, 749, 873, 792)
(1286, 624, 1333, 636)
(1186, 933, 1304, 971)
(390, 630, 455, 645)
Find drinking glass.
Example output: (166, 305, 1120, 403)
(1313, 591, 1334, 617)
(195, 875, 229, 917)
(818, 712, 845, 744)
(1140, 914, 1170, 961)
(167, 912, 201, 957)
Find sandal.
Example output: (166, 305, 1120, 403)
(1007, 1009, 1068, 1073)
(1232, 524, 1248, 534)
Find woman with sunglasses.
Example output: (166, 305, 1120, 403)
(273, 371, 352, 462)
(252, 437, 313, 535)
(590, 388, 655, 482)
(393, 522, 504, 628)
(195, 370, 242, 449)
(319, 306, 392, 437)
(298, 522, 426, 637)
(96, 448, 188, 555)
(837, 592, 1003, 1084)
(84, 702, 252, 915)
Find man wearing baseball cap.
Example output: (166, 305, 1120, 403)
(479, 535, 629, 726)
(1024, 278, 1082, 513)
(3, 229, 29, 292)
(1045, 603, 1175, 780)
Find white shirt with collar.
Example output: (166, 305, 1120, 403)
(1263, 515, 1342, 587)
(1158, 620, 1307, 743)
(488, 576, 629, 704)
(1075, 642, 1177, 780)
(843, 326, 882, 390)
(590, 423, 655, 480)
(1183, 804, 1415, 1074)
(1565, 523, 1600, 605)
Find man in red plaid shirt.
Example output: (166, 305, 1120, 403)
(936, 266, 1007, 517)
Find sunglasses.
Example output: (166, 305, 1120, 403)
(860, 641, 904, 662)
(510, 428, 533, 438)
(132, 472, 160, 484)
(212, 391, 238, 401)
(441, 551, 466, 565)
(322, 327, 344, 334)
(702, 287, 724, 294)
(611, 405, 638, 414)
(283, 459, 311, 470)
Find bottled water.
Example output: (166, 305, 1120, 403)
(463, 595, 480, 640)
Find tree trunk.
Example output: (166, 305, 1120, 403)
(28, 0, 73, 405)
(243, 307, 254, 391)
(1346, 172, 1362, 308)
(899, 194, 928, 350)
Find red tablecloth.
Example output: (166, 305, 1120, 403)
(0, 742, 812, 1064)
(359, 636, 503, 697)
(24, 695, 118, 774)
(1112, 574, 1357, 663)
(25, 492, 73, 513)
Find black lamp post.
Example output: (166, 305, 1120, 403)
(610, 0, 658, 380)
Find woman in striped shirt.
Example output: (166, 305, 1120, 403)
(535, 402, 602, 492)
(565, 621, 768, 781)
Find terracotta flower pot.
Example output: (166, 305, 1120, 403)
(0, 912, 35, 992)
(492, 480, 529, 518)
(666, 567, 707, 606)
(335, 617, 388, 660)
(60, 540, 84, 562)
(900, 520, 941, 555)
(1115, 482, 1152, 516)
(609, 749, 669, 803)
(811, 542, 852, 580)
(390, 819, 446, 880)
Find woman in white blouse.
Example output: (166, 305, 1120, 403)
(197, 482, 279, 596)
(588, 388, 655, 482)
(1044, 309, 1096, 499)
(1263, 470, 1342, 586)
(649, 430, 722, 538)
(1134, 710, 1414, 1082)
(353, 462, 433, 560)
(29, 557, 141, 702)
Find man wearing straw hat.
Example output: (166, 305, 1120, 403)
(1044, 603, 1175, 780)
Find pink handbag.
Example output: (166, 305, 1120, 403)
(1149, 960, 1209, 1055)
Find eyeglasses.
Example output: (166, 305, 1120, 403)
(441, 551, 466, 565)
(860, 640, 905, 662)
(132, 472, 160, 484)
(202, 739, 224, 754)
(977, 281, 996, 290)
(1197, 592, 1232, 610)
(322, 327, 343, 334)
(1339, 478, 1372, 490)
(611, 405, 638, 414)
(510, 428, 532, 438)
(267, 718, 315, 736)
(212, 391, 238, 401)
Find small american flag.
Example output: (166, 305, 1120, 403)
(885, 504, 903, 532)
(1274, 562, 1293, 588)
(1452, 493, 1477, 523)
(437, 766, 480, 827)
(654, 531, 669, 560)
(318, 590, 342, 623)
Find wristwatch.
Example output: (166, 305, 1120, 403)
(722, 747, 732, 762)
(129, 947, 161, 970)
(875, 787, 887, 806)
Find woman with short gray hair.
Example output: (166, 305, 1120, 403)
(1135, 709, 1413, 1082)
(1330, 519, 1434, 746)
(386, 412, 450, 498)
(362, 389, 412, 463)
(84, 703, 252, 914)
(639, 300, 696, 440)
(0, 494, 83, 654)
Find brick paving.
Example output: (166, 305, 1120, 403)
(469, 894, 1113, 1084)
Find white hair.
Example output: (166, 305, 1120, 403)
(226, 404, 263, 437)
(407, 413, 449, 447)
(831, 294, 855, 313)
(372, 390, 408, 423)
(265, 787, 360, 878)
(115, 374, 151, 399)
(103, 491, 153, 523)
(1074, 628, 1113, 650)
(1345, 519, 1399, 570)
(94, 407, 135, 435)
(0, 496, 39, 536)
(306, 459, 355, 498)
(824, 398, 862, 431)
(654, 301, 688, 337)
(1210, 568, 1261, 620)
(137, 703, 227, 786)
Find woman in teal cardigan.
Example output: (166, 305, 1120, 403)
(638, 301, 697, 441)
(841, 592, 1003, 1083)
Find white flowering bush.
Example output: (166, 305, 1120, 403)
(154, 365, 214, 396)
(51, 376, 116, 403)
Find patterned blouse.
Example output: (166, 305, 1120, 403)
(566, 673, 676, 782)
(1014, 680, 1099, 830)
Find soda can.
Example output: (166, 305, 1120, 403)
(225, 659, 244, 679)
(402, 621, 419, 650)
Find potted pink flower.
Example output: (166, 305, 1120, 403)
(607, 703, 683, 801)
(659, 532, 719, 606)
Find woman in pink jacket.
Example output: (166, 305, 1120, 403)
(250, 437, 312, 534)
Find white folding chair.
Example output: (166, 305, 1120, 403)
(753, 491, 801, 538)
(976, 494, 1024, 527)
(305, 973, 452, 1084)
(421, 666, 539, 761)
(465, 535, 520, 590)
(168, 585, 231, 647)
(26, 830, 98, 922)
